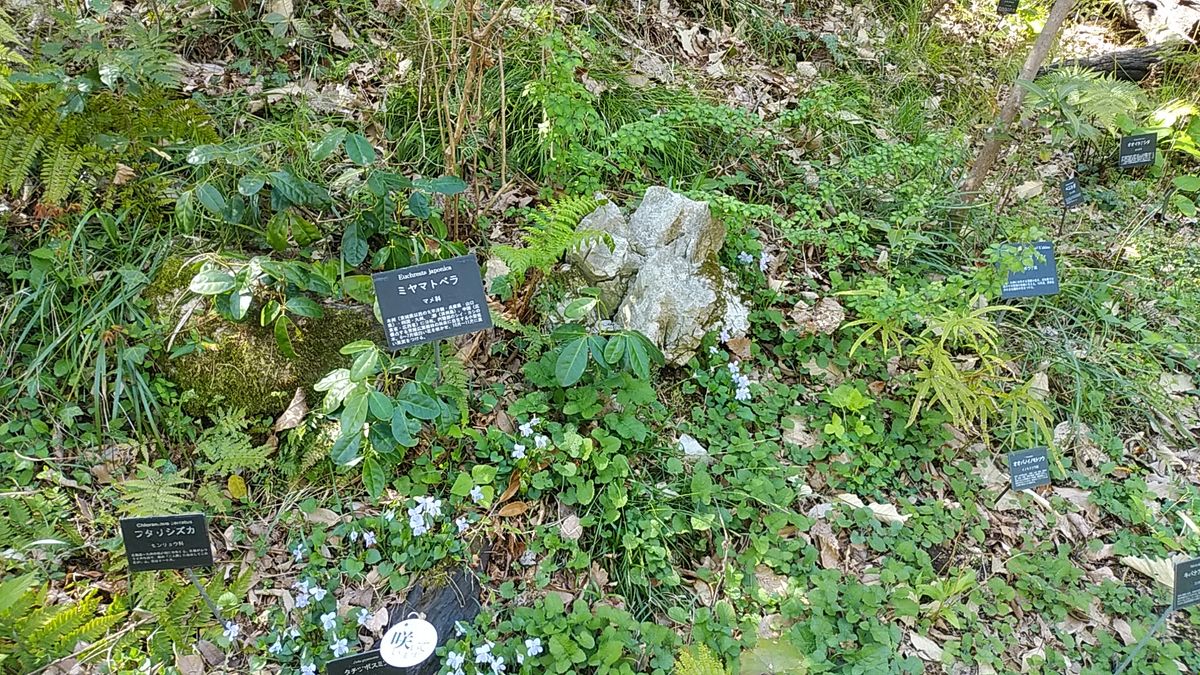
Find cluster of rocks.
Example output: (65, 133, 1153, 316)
(565, 187, 749, 364)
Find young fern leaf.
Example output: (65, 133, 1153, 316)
(492, 195, 610, 282)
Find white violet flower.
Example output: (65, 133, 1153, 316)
(357, 609, 371, 627)
(534, 434, 549, 450)
(349, 530, 359, 543)
(330, 638, 349, 658)
(470, 485, 484, 504)
(525, 637, 544, 656)
(268, 639, 283, 655)
(456, 516, 470, 533)
(519, 550, 537, 566)
(383, 508, 396, 521)
(737, 251, 754, 265)
(300, 663, 316, 675)
(759, 250, 773, 272)
(311, 586, 327, 602)
(447, 651, 466, 669)
(363, 531, 377, 547)
(321, 611, 337, 631)
(292, 543, 305, 562)
(475, 641, 494, 663)
(511, 444, 526, 459)
(222, 622, 240, 641)
(518, 416, 540, 437)
(491, 655, 506, 673)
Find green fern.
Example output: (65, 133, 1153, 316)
(437, 348, 471, 425)
(118, 464, 195, 516)
(674, 644, 729, 675)
(492, 195, 610, 282)
(196, 408, 273, 476)
(1025, 67, 1148, 139)
(0, 574, 125, 673)
(0, 490, 80, 575)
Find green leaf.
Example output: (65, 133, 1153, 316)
(227, 288, 252, 320)
(310, 127, 347, 162)
(344, 132, 376, 166)
(576, 480, 595, 505)
(275, 315, 297, 358)
(349, 349, 379, 382)
(449, 471, 473, 497)
(1173, 175, 1200, 192)
(1173, 193, 1197, 217)
(391, 408, 418, 447)
(330, 433, 361, 465)
(556, 337, 590, 386)
(425, 175, 467, 195)
(292, 214, 321, 246)
(237, 175, 266, 196)
(627, 337, 650, 379)
(186, 144, 225, 165)
(408, 191, 430, 219)
(188, 269, 236, 295)
(342, 223, 368, 266)
(266, 211, 290, 251)
(344, 275, 375, 304)
(341, 388, 369, 438)
(362, 457, 386, 500)
(196, 183, 226, 215)
(471, 464, 498, 484)
(368, 391, 394, 420)
(603, 334, 625, 364)
(400, 389, 440, 420)
(562, 297, 598, 321)
(284, 296, 323, 318)
(339, 340, 376, 355)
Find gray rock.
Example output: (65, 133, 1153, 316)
(565, 187, 748, 365)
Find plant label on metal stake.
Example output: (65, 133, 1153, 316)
(998, 241, 1059, 299)
(326, 650, 404, 675)
(997, 0, 1019, 14)
(1118, 133, 1157, 169)
(119, 513, 214, 572)
(1006, 447, 1051, 491)
(1174, 558, 1200, 610)
(372, 254, 492, 351)
(1061, 177, 1083, 209)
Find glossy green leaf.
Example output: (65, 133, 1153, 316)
(340, 388, 369, 438)
(284, 296, 323, 318)
(555, 337, 590, 386)
(362, 457, 386, 499)
(195, 183, 226, 215)
(627, 337, 650, 379)
(400, 389, 440, 420)
(343, 275, 375, 304)
(265, 211, 289, 251)
(368, 390, 394, 420)
(391, 408, 417, 447)
(237, 175, 266, 196)
(342, 223, 368, 266)
(275, 315, 297, 358)
(603, 334, 625, 364)
(1173, 175, 1200, 192)
(188, 269, 236, 295)
(424, 175, 467, 195)
(330, 433, 361, 466)
(408, 191, 430, 219)
(339, 340, 375, 355)
(1172, 193, 1196, 217)
(344, 132, 376, 165)
(349, 349, 379, 382)
(310, 127, 347, 162)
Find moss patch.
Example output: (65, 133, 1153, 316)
(151, 256, 383, 417)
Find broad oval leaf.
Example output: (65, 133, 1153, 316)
(189, 269, 236, 295)
(186, 144, 225, 165)
(339, 340, 375, 355)
(340, 388, 369, 438)
(275, 315, 298, 358)
(237, 175, 266, 196)
(362, 456, 386, 499)
(400, 390, 440, 420)
(555, 337, 590, 386)
(391, 408, 418, 447)
(408, 191, 430, 219)
(1173, 175, 1200, 192)
(562, 297, 598, 321)
(344, 132, 377, 166)
(342, 223, 368, 266)
(195, 183, 227, 215)
(425, 175, 467, 196)
(311, 127, 347, 162)
(349, 349, 379, 382)
(285, 296, 324, 318)
(368, 390, 394, 420)
(330, 433, 361, 466)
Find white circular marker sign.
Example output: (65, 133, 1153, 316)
(380, 616, 439, 667)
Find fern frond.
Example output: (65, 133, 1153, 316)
(674, 644, 729, 675)
(492, 195, 608, 281)
(40, 142, 84, 205)
(437, 350, 470, 425)
(196, 408, 273, 476)
(118, 464, 194, 516)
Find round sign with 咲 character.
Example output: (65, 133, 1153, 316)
(380, 615, 438, 667)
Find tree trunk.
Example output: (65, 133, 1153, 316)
(961, 0, 1076, 199)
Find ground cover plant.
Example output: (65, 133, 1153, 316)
(1, 0, 1200, 674)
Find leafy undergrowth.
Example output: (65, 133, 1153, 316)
(2, 1, 1200, 674)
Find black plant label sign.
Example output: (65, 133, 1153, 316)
(997, 0, 1019, 14)
(119, 513, 214, 572)
(999, 241, 1059, 299)
(1006, 447, 1051, 491)
(326, 651, 404, 675)
(1118, 133, 1157, 169)
(372, 254, 493, 351)
(1061, 177, 1084, 208)
(1175, 558, 1200, 610)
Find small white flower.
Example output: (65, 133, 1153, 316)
(410, 517, 429, 537)
(357, 608, 371, 627)
(321, 611, 337, 631)
(737, 251, 754, 265)
(709, 345, 719, 354)
(470, 486, 485, 504)
(475, 641, 494, 663)
(311, 586, 327, 602)
(534, 434, 549, 450)
(727, 362, 740, 375)
(511, 444, 526, 459)
(519, 550, 537, 566)
(517, 653, 524, 664)
(268, 639, 283, 655)
(300, 663, 316, 675)
(447, 651, 466, 669)
(735, 386, 751, 401)
(293, 579, 311, 594)
(383, 509, 396, 521)
(330, 637, 349, 657)
(518, 416, 540, 437)
(525, 637, 544, 656)
(349, 530, 359, 542)
(295, 592, 310, 608)
(292, 543, 305, 562)
(222, 622, 240, 641)
(759, 251, 773, 272)
(363, 531, 377, 547)
(286, 626, 300, 639)
(456, 516, 470, 533)
(719, 328, 731, 343)
(491, 655, 506, 673)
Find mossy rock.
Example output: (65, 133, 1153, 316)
(149, 256, 383, 417)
